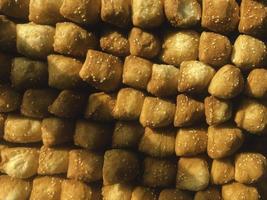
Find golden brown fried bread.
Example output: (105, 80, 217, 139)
(79, 50, 123, 92)
(208, 65, 244, 99)
(211, 158, 235, 185)
(161, 31, 199, 66)
(103, 149, 139, 185)
(201, 0, 239, 33)
(194, 187, 222, 200)
(139, 127, 176, 158)
(54, 22, 97, 58)
(0, 85, 21, 113)
(175, 127, 207, 156)
(0, 0, 29, 19)
(100, 28, 130, 57)
(174, 94, 205, 127)
(176, 157, 210, 191)
(147, 64, 179, 97)
(207, 124, 244, 159)
(102, 184, 133, 200)
(204, 96, 232, 125)
(142, 157, 176, 187)
(122, 55, 153, 90)
(199, 32, 232, 67)
(131, 186, 159, 200)
(140, 97, 176, 128)
(67, 150, 103, 183)
(164, 0, 201, 28)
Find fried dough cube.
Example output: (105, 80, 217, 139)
(131, 187, 159, 200)
(129, 27, 161, 59)
(211, 158, 235, 185)
(0, 175, 32, 200)
(0, 15, 16, 52)
(139, 127, 175, 158)
(175, 127, 207, 156)
(103, 149, 139, 185)
(176, 157, 210, 191)
(100, 28, 130, 57)
(222, 182, 260, 200)
(239, 0, 267, 36)
(199, 32, 232, 67)
(235, 153, 267, 184)
(4, 114, 42, 143)
(48, 90, 87, 118)
(0, 0, 29, 19)
(38, 146, 69, 175)
(0, 147, 39, 178)
(0, 53, 11, 83)
(122, 55, 153, 90)
(174, 94, 205, 127)
(178, 61, 215, 94)
(41, 117, 75, 146)
(132, 0, 164, 28)
(29, 0, 65, 25)
(16, 23, 55, 59)
(207, 124, 244, 159)
(21, 89, 58, 118)
(67, 150, 103, 183)
(246, 68, 267, 99)
(101, 0, 131, 28)
(235, 98, 267, 135)
(164, 0, 201, 28)
(140, 97, 176, 128)
(30, 176, 62, 200)
(84, 92, 115, 122)
(204, 96, 232, 125)
(147, 64, 179, 97)
(201, 0, 239, 33)
(60, 0, 101, 25)
(161, 31, 199, 66)
(113, 88, 145, 120)
(79, 50, 123, 92)
(48, 55, 84, 90)
(54, 22, 97, 58)
(74, 120, 111, 150)
(142, 157, 176, 187)
(61, 179, 93, 200)
(159, 189, 192, 200)
(194, 187, 222, 200)
(0, 114, 6, 139)
(112, 121, 144, 149)
(0, 85, 21, 112)
(208, 65, 244, 99)
(102, 184, 133, 200)
(11, 57, 48, 90)
(231, 35, 267, 70)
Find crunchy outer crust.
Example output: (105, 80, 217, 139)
(140, 97, 176, 128)
(122, 55, 153, 90)
(102, 183, 133, 200)
(29, 0, 65, 25)
(207, 124, 244, 159)
(79, 50, 123, 92)
(131, 186, 159, 200)
(164, 0, 201, 28)
(37, 146, 69, 175)
(132, 0, 164, 28)
(147, 64, 179, 97)
(101, 0, 131, 28)
(54, 22, 97, 58)
(194, 187, 222, 200)
(60, 0, 101, 25)
(199, 32, 232, 67)
(201, 0, 239, 33)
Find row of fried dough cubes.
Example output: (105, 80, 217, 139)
(2, 17, 267, 68)
(1, 174, 265, 200)
(0, 114, 259, 158)
(0, 86, 266, 134)
(0, 145, 266, 193)
(1, 0, 267, 36)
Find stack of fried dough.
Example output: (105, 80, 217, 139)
(0, 0, 267, 199)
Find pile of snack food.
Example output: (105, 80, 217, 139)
(0, 0, 267, 199)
